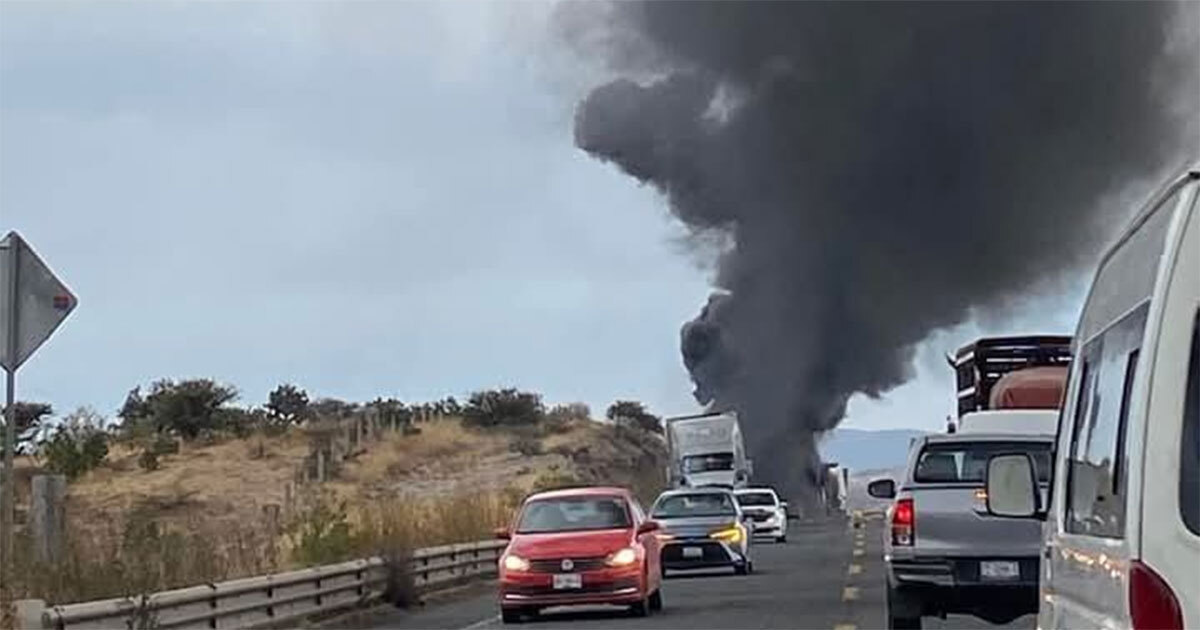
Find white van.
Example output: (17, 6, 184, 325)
(986, 164, 1199, 629)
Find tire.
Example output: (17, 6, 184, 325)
(629, 596, 650, 617)
(886, 584, 922, 629)
(501, 608, 523, 624)
(734, 562, 749, 575)
(777, 534, 787, 544)
(649, 588, 663, 611)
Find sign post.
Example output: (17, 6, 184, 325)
(0, 231, 77, 612)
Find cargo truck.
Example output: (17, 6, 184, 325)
(664, 411, 751, 489)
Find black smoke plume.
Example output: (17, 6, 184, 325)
(568, 2, 1197, 504)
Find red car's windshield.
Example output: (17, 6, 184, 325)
(516, 497, 631, 534)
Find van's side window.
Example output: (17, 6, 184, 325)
(1181, 309, 1200, 536)
(1065, 304, 1149, 538)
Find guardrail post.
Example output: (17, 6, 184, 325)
(208, 581, 218, 629)
(14, 599, 48, 630)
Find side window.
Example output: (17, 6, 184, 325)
(1181, 310, 1200, 535)
(1065, 303, 1149, 538)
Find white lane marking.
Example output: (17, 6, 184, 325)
(834, 624, 858, 630)
(848, 563, 862, 575)
(457, 614, 500, 630)
(842, 586, 860, 601)
(852, 548, 865, 557)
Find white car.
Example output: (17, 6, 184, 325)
(734, 487, 788, 543)
(986, 164, 1199, 630)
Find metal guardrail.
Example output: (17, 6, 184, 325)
(15, 539, 508, 630)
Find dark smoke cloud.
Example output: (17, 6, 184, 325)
(567, 2, 1198, 503)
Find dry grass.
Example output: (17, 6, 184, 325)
(64, 431, 310, 539)
(9, 416, 667, 606)
(11, 485, 521, 605)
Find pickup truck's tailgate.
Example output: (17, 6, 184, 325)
(910, 486, 1043, 556)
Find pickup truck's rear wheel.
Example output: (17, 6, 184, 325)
(886, 584, 922, 629)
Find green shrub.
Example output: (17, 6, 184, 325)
(287, 496, 356, 566)
(462, 388, 544, 429)
(117, 379, 239, 441)
(41, 407, 108, 480)
(266, 384, 310, 426)
(606, 400, 663, 434)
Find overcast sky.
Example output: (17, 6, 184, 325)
(0, 2, 1089, 433)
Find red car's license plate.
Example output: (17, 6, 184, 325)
(552, 573, 582, 589)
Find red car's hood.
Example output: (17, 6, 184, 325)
(508, 528, 634, 558)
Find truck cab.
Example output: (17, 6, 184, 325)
(664, 412, 751, 489)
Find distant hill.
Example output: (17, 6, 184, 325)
(817, 427, 926, 474)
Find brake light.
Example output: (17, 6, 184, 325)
(891, 498, 914, 546)
(1130, 560, 1182, 630)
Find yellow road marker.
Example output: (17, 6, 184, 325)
(834, 624, 857, 630)
(848, 563, 862, 575)
(853, 548, 865, 557)
(843, 586, 860, 601)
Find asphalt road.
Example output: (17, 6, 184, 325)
(346, 516, 1033, 630)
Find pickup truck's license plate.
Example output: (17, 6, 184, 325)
(980, 561, 1020, 581)
(682, 546, 704, 559)
(553, 573, 582, 590)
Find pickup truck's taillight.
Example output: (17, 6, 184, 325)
(891, 498, 914, 546)
(1130, 560, 1182, 630)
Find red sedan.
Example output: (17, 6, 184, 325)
(496, 487, 664, 623)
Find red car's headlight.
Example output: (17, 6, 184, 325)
(606, 547, 638, 567)
(503, 554, 531, 572)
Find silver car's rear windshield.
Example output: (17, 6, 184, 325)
(735, 492, 776, 507)
(914, 441, 1051, 484)
(516, 497, 631, 534)
(652, 493, 737, 518)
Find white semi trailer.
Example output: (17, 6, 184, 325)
(664, 411, 751, 489)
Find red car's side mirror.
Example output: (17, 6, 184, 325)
(494, 527, 511, 540)
(637, 520, 660, 535)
